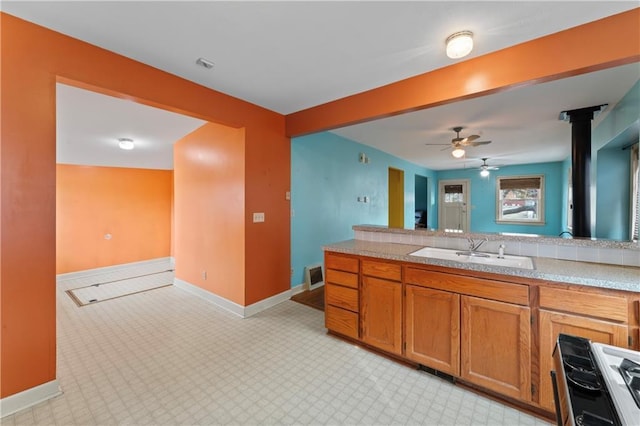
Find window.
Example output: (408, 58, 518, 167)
(631, 144, 639, 241)
(444, 184, 464, 202)
(496, 175, 544, 224)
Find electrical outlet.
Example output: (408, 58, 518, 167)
(290, 268, 294, 276)
(202, 270, 207, 280)
(253, 212, 265, 222)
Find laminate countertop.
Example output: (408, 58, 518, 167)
(324, 239, 640, 293)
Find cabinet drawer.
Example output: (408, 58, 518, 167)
(326, 268, 358, 289)
(362, 259, 402, 281)
(325, 253, 359, 273)
(326, 283, 359, 312)
(539, 286, 628, 323)
(405, 267, 529, 306)
(325, 305, 359, 339)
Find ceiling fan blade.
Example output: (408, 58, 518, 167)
(468, 140, 492, 146)
(462, 134, 480, 143)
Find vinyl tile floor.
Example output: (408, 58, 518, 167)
(3, 261, 552, 425)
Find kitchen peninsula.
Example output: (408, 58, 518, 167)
(323, 225, 640, 419)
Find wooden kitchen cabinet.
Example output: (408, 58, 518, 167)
(461, 295, 531, 402)
(405, 285, 460, 375)
(537, 286, 629, 411)
(360, 260, 402, 355)
(324, 249, 637, 418)
(324, 253, 360, 339)
(404, 266, 531, 400)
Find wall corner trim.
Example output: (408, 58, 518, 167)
(173, 279, 293, 318)
(0, 380, 62, 418)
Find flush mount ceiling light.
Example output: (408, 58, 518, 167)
(451, 147, 465, 158)
(118, 138, 135, 150)
(446, 31, 474, 59)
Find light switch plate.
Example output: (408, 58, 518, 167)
(253, 212, 265, 223)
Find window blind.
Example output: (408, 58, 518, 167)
(444, 184, 463, 194)
(499, 177, 541, 190)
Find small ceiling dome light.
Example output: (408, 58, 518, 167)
(118, 138, 135, 150)
(451, 147, 465, 158)
(480, 168, 490, 177)
(446, 31, 474, 59)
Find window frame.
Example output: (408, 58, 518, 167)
(495, 175, 545, 225)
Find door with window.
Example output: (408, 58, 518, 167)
(438, 180, 470, 232)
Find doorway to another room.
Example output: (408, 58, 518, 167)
(415, 175, 429, 229)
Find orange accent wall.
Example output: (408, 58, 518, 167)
(286, 8, 640, 136)
(174, 123, 245, 304)
(1, 13, 290, 399)
(56, 165, 173, 274)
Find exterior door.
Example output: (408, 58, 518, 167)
(438, 179, 470, 232)
(388, 168, 404, 228)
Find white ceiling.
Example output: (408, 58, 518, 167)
(4, 1, 639, 170)
(56, 84, 206, 170)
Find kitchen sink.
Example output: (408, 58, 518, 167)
(409, 246, 535, 270)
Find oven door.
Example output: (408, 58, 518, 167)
(552, 344, 573, 426)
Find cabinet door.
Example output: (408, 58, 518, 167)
(461, 296, 531, 401)
(538, 309, 628, 411)
(361, 276, 402, 354)
(405, 285, 460, 375)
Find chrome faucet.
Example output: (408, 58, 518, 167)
(467, 237, 487, 252)
(457, 237, 489, 258)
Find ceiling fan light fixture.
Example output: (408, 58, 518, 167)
(446, 31, 474, 59)
(480, 168, 490, 177)
(118, 138, 135, 150)
(451, 147, 466, 158)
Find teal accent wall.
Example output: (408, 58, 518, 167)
(591, 79, 638, 240)
(596, 148, 631, 240)
(290, 132, 435, 287)
(436, 162, 564, 236)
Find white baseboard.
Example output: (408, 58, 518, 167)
(56, 257, 173, 282)
(0, 380, 62, 418)
(243, 287, 295, 317)
(174, 278, 296, 318)
(291, 283, 306, 295)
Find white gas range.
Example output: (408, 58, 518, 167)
(591, 342, 640, 426)
(552, 334, 640, 426)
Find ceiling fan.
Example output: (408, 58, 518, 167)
(426, 126, 492, 158)
(478, 157, 499, 176)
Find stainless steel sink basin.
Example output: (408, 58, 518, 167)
(409, 246, 535, 270)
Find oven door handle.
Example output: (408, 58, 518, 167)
(550, 370, 563, 426)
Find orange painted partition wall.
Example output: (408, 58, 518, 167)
(174, 123, 245, 305)
(1, 13, 289, 399)
(56, 165, 173, 274)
